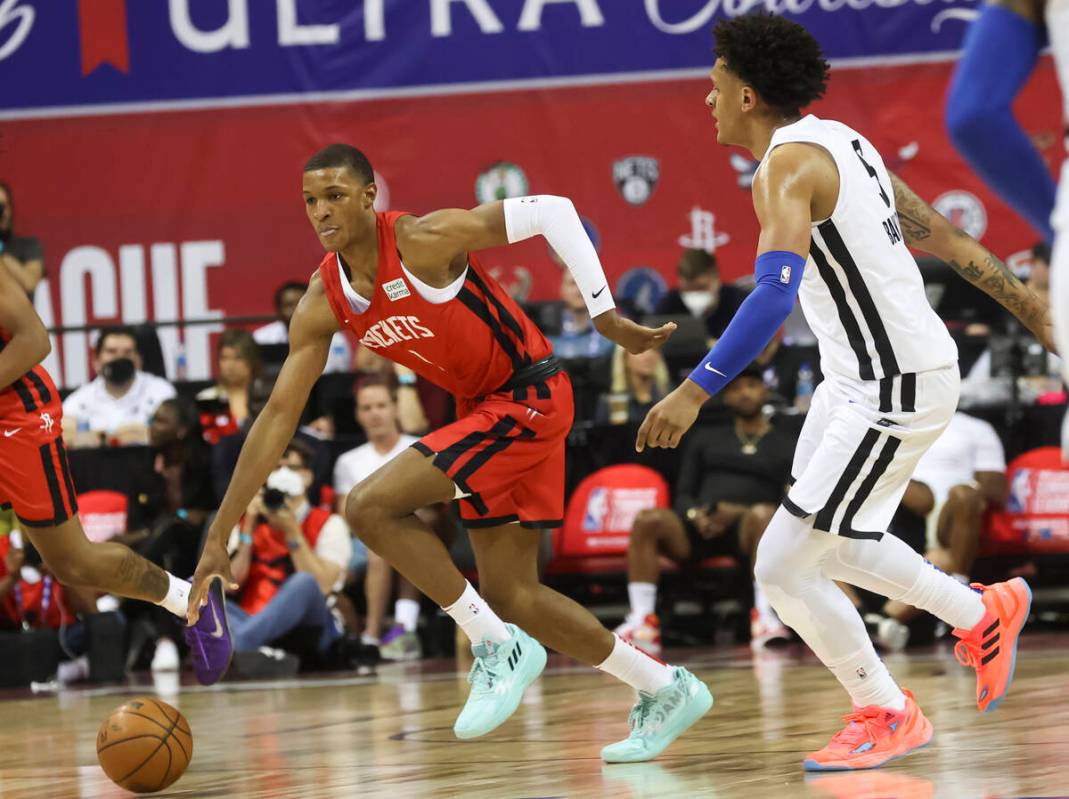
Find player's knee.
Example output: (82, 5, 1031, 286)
(45, 551, 92, 587)
(631, 508, 670, 542)
(946, 484, 983, 515)
(345, 483, 391, 547)
(753, 544, 792, 595)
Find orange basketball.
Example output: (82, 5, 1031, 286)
(96, 697, 193, 794)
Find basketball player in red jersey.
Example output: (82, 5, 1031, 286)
(0, 265, 234, 685)
(189, 144, 712, 761)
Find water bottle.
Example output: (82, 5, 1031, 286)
(175, 342, 188, 382)
(795, 362, 814, 412)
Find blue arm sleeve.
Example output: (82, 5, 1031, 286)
(946, 5, 1055, 242)
(688, 251, 804, 396)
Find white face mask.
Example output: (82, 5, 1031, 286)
(680, 290, 714, 316)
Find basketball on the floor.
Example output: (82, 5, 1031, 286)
(96, 697, 192, 793)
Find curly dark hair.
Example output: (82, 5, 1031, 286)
(714, 15, 830, 117)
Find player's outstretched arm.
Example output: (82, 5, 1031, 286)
(636, 146, 811, 452)
(890, 172, 1054, 352)
(187, 283, 334, 622)
(400, 199, 675, 355)
(0, 262, 50, 391)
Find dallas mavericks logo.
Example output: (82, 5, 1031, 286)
(613, 156, 660, 206)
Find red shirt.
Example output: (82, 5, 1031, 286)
(239, 507, 332, 614)
(318, 212, 552, 401)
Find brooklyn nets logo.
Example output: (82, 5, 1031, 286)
(613, 156, 660, 206)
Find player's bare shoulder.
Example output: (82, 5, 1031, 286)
(292, 270, 342, 344)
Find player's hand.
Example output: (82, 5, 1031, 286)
(186, 537, 238, 625)
(636, 380, 709, 452)
(593, 310, 676, 355)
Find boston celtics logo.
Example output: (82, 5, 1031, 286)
(475, 161, 529, 204)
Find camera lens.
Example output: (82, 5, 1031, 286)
(262, 487, 287, 511)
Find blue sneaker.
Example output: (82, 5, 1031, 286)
(453, 624, 546, 739)
(601, 667, 713, 763)
(183, 576, 234, 685)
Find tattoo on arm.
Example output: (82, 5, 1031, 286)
(890, 173, 932, 245)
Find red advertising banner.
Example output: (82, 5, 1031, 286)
(2, 58, 1062, 387)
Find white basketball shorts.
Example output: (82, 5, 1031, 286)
(784, 364, 959, 540)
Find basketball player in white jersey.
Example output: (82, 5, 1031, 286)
(1046, 0, 1069, 399)
(637, 15, 1054, 771)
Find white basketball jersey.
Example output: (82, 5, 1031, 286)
(1048, 0, 1069, 124)
(759, 115, 958, 382)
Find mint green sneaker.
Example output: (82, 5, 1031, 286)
(453, 624, 546, 740)
(601, 667, 713, 763)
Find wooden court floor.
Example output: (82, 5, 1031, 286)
(1, 634, 1067, 798)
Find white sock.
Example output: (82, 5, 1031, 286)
(361, 633, 381, 646)
(394, 598, 421, 633)
(828, 646, 906, 710)
(826, 534, 986, 631)
(443, 581, 511, 645)
(155, 573, 192, 618)
(596, 633, 674, 694)
(627, 582, 657, 622)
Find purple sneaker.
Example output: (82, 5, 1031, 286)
(183, 577, 234, 685)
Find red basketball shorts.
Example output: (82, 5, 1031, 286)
(414, 371, 574, 529)
(0, 391, 78, 529)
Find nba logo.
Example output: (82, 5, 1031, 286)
(582, 488, 609, 531)
(779, 265, 792, 284)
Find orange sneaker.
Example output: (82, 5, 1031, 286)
(803, 689, 932, 772)
(952, 577, 1032, 713)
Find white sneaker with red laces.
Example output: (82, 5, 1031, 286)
(614, 613, 662, 657)
(750, 607, 790, 650)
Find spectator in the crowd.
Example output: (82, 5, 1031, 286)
(615, 368, 796, 655)
(655, 249, 747, 341)
(119, 398, 217, 672)
(858, 413, 1008, 651)
(63, 326, 176, 446)
(0, 181, 44, 300)
(226, 446, 352, 667)
(0, 530, 107, 684)
(254, 280, 353, 373)
(548, 270, 614, 359)
(196, 329, 262, 444)
(351, 349, 441, 435)
(334, 375, 447, 660)
(595, 346, 672, 426)
(960, 243, 1063, 405)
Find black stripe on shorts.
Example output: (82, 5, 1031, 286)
(462, 514, 520, 529)
(837, 433, 901, 540)
(11, 378, 37, 412)
(520, 519, 563, 529)
(452, 417, 523, 490)
(55, 438, 79, 517)
(38, 442, 68, 525)
(24, 369, 53, 405)
(900, 372, 917, 412)
(813, 427, 882, 533)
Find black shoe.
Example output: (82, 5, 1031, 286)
(231, 647, 300, 679)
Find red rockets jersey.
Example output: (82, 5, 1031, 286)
(318, 211, 553, 400)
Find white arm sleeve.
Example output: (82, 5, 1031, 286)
(503, 195, 615, 318)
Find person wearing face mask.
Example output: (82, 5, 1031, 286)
(655, 249, 748, 342)
(62, 326, 176, 447)
(0, 181, 45, 301)
(225, 447, 352, 671)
